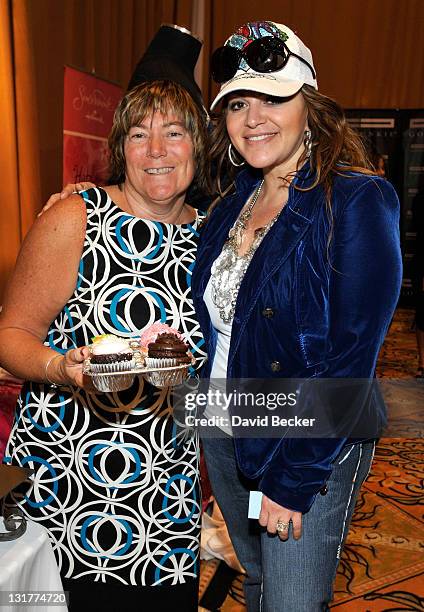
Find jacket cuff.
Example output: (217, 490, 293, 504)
(258, 438, 347, 513)
(259, 469, 322, 513)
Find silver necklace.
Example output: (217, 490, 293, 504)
(210, 180, 280, 323)
(227, 180, 264, 251)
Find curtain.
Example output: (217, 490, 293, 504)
(0, 0, 41, 302)
(0, 0, 19, 300)
(0, 0, 423, 301)
(205, 0, 424, 109)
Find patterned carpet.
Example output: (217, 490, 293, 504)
(199, 309, 424, 611)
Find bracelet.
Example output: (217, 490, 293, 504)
(44, 354, 62, 388)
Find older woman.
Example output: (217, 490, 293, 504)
(0, 80, 208, 611)
(191, 21, 402, 611)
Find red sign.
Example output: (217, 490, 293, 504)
(63, 66, 123, 185)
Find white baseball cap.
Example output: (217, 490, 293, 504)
(210, 21, 317, 110)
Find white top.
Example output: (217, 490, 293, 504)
(203, 275, 234, 435)
(204, 275, 233, 379)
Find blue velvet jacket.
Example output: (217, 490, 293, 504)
(191, 167, 402, 513)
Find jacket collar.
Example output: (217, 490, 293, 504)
(227, 171, 321, 366)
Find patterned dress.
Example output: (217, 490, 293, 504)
(4, 187, 206, 588)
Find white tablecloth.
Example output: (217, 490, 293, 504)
(0, 519, 67, 611)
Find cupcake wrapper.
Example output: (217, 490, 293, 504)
(143, 367, 188, 389)
(145, 357, 178, 369)
(91, 373, 135, 393)
(89, 358, 136, 374)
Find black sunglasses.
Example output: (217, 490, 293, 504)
(211, 36, 316, 84)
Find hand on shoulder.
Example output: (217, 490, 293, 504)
(38, 181, 96, 217)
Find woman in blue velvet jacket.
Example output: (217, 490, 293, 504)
(191, 21, 402, 611)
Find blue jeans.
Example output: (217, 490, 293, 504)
(202, 436, 375, 612)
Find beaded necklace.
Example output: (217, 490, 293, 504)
(210, 180, 281, 323)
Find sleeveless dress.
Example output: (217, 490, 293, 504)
(4, 187, 206, 591)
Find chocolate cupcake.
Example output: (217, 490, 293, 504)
(148, 333, 191, 365)
(139, 323, 182, 354)
(139, 323, 192, 369)
(138, 324, 193, 387)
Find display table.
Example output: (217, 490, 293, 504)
(0, 520, 67, 611)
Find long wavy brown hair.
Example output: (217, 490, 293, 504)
(209, 85, 374, 225)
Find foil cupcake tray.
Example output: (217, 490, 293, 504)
(83, 362, 191, 391)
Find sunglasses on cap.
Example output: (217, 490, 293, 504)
(211, 36, 316, 84)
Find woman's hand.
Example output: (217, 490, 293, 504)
(48, 346, 94, 390)
(38, 182, 95, 217)
(259, 494, 302, 541)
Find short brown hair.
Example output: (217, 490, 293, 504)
(108, 80, 210, 195)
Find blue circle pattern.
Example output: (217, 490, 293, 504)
(154, 547, 197, 583)
(87, 443, 142, 485)
(27, 391, 65, 433)
(162, 474, 197, 524)
(110, 287, 133, 333)
(21, 456, 58, 508)
(5, 187, 206, 586)
(81, 514, 133, 558)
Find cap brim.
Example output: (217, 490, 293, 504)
(210, 76, 304, 110)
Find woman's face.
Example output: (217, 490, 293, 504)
(225, 91, 308, 173)
(124, 111, 195, 207)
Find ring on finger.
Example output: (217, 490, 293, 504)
(276, 519, 290, 533)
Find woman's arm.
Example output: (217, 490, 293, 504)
(0, 195, 88, 386)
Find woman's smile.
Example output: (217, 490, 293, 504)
(243, 132, 278, 143)
(144, 166, 175, 175)
(226, 91, 308, 175)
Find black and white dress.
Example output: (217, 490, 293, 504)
(5, 188, 206, 596)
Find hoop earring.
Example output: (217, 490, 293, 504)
(228, 143, 245, 167)
(304, 129, 312, 158)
